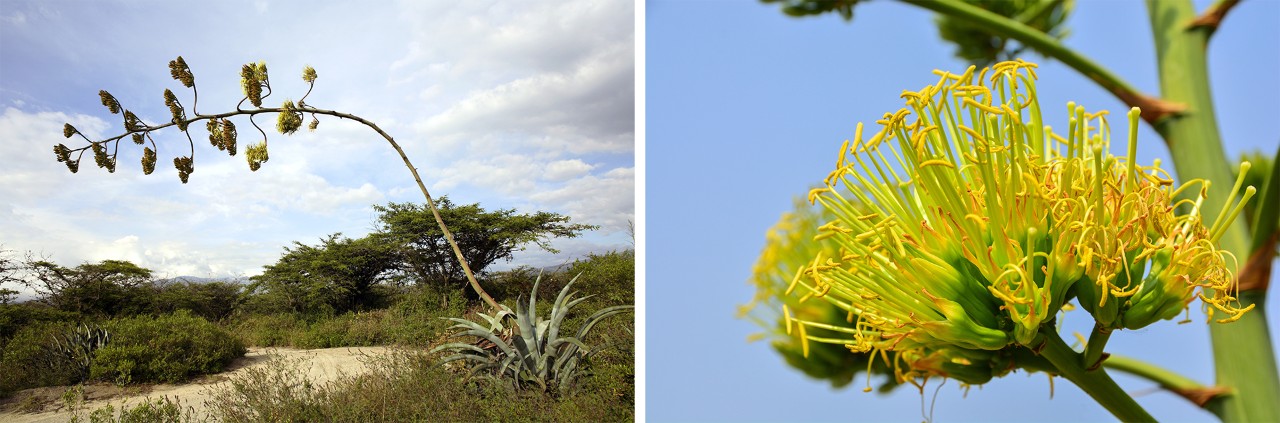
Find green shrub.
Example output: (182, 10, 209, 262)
(0, 321, 83, 396)
(90, 311, 246, 384)
(296, 311, 390, 349)
(82, 396, 198, 423)
(226, 313, 308, 347)
(567, 250, 635, 306)
(0, 302, 81, 344)
(148, 280, 243, 321)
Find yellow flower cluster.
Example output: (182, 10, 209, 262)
(755, 60, 1254, 387)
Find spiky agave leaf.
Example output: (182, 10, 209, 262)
(432, 272, 632, 395)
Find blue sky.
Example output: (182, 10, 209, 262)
(0, 1, 634, 281)
(647, 1, 1279, 422)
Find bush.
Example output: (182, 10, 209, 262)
(0, 302, 81, 344)
(74, 395, 200, 423)
(148, 280, 244, 321)
(567, 250, 635, 306)
(90, 311, 246, 384)
(226, 313, 308, 347)
(295, 311, 390, 349)
(0, 321, 84, 396)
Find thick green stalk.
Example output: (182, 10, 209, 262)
(1036, 333, 1156, 422)
(1145, 0, 1280, 420)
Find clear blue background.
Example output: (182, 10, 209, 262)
(646, 1, 1280, 422)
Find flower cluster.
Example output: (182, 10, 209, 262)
(276, 100, 303, 135)
(168, 56, 195, 88)
(240, 61, 269, 108)
(755, 60, 1254, 388)
(206, 118, 238, 156)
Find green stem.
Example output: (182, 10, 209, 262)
(898, 0, 1177, 124)
(1104, 354, 1235, 409)
(1104, 354, 1205, 392)
(1145, 1, 1280, 421)
(1081, 324, 1111, 370)
(1036, 332, 1157, 422)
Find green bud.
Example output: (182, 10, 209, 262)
(63, 123, 77, 138)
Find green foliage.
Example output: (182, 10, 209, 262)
(935, 0, 1073, 65)
(761, 0, 863, 20)
(248, 233, 397, 315)
(0, 321, 84, 396)
(567, 250, 635, 306)
(83, 397, 196, 423)
(0, 302, 79, 344)
(24, 259, 153, 316)
(761, 0, 1073, 66)
(47, 323, 112, 383)
(433, 274, 633, 395)
(372, 198, 598, 293)
(91, 311, 246, 384)
(480, 266, 547, 303)
(148, 280, 243, 321)
(295, 311, 389, 349)
(226, 313, 309, 347)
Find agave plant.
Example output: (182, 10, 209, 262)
(432, 273, 633, 395)
(43, 323, 111, 382)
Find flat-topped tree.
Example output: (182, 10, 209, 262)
(53, 56, 502, 312)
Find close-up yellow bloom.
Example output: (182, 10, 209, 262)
(754, 60, 1255, 388)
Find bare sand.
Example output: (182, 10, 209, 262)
(0, 346, 395, 423)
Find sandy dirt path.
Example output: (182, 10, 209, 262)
(0, 346, 396, 423)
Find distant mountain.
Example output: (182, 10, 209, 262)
(158, 276, 251, 285)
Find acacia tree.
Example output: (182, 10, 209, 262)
(372, 198, 597, 292)
(23, 259, 152, 316)
(248, 233, 398, 314)
(755, 0, 1279, 421)
(52, 57, 502, 311)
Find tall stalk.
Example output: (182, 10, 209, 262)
(1145, 1, 1280, 420)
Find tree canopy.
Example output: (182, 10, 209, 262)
(248, 198, 596, 312)
(248, 234, 397, 315)
(371, 198, 598, 290)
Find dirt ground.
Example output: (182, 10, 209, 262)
(0, 346, 395, 423)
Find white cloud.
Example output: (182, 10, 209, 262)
(0, 1, 633, 280)
(544, 159, 595, 181)
(530, 166, 635, 234)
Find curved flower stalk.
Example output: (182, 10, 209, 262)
(760, 60, 1255, 395)
(53, 57, 503, 312)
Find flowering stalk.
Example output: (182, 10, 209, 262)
(55, 57, 502, 312)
